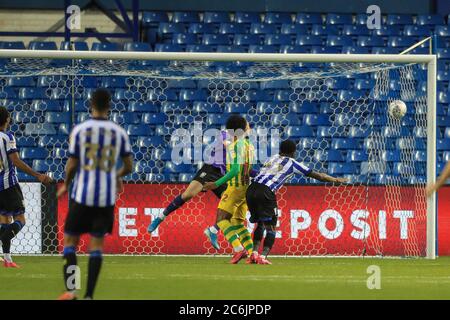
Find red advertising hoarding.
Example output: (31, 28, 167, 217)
(57, 183, 440, 256)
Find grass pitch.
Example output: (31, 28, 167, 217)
(1, 256, 450, 300)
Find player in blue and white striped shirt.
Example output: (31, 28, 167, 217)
(0, 106, 53, 268)
(246, 139, 347, 264)
(57, 89, 133, 300)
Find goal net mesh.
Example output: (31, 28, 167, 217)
(0, 56, 429, 257)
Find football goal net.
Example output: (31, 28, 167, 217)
(0, 49, 436, 258)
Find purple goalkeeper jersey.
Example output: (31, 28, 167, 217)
(210, 130, 227, 175)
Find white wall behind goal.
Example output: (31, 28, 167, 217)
(11, 183, 42, 254)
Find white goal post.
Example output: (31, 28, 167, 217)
(0, 50, 437, 259)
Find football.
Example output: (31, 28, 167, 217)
(388, 100, 407, 119)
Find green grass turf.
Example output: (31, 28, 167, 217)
(1, 256, 450, 300)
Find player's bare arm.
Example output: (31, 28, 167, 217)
(57, 156, 79, 198)
(426, 161, 450, 197)
(306, 170, 348, 184)
(8, 152, 53, 185)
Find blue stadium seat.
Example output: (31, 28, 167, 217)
(16, 136, 36, 147)
(371, 47, 400, 54)
(403, 25, 432, 37)
(438, 139, 450, 150)
(235, 12, 261, 24)
(326, 13, 353, 25)
(375, 26, 404, 38)
(167, 79, 197, 89)
(179, 89, 208, 101)
(416, 14, 443, 25)
(31, 100, 62, 112)
(264, 12, 292, 24)
(295, 13, 322, 25)
(172, 33, 198, 45)
(310, 25, 340, 36)
(280, 24, 308, 35)
(393, 163, 424, 176)
(58, 123, 70, 135)
(273, 90, 291, 101)
(311, 46, 340, 54)
(261, 80, 290, 90)
(271, 113, 300, 126)
(163, 162, 194, 174)
(342, 25, 370, 36)
(29, 41, 57, 50)
(60, 41, 89, 50)
(437, 48, 450, 59)
(19, 87, 46, 99)
(314, 150, 344, 162)
(142, 11, 169, 26)
(203, 11, 230, 24)
(137, 136, 166, 147)
(112, 112, 139, 124)
(298, 137, 327, 149)
(45, 112, 70, 124)
(381, 150, 401, 162)
(37, 135, 68, 147)
(151, 148, 173, 161)
(303, 114, 330, 126)
(179, 173, 195, 182)
(172, 11, 199, 23)
(188, 23, 217, 34)
(91, 42, 120, 51)
(296, 35, 323, 46)
(290, 102, 319, 114)
(127, 124, 152, 136)
(20, 147, 48, 159)
(0, 41, 25, 49)
(202, 34, 231, 45)
(219, 23, 248, 34)
(324, 78, 350, 90)
(134, 160, 161, 174)
(331, 138, 358, 150)
(382, 126, 410, 137)
(436, 25, 450, 36)
(7, 77, 35, 87)
(249, 45, 278, 53)
(14, 111, 40, 124)
(328, 163, 357, 175)
(344, 46, 369, 54)
(347, 150, 368, 162)
(386, 14, 413, 25)
(355, 14, 369, 25)
(224, 102, 250, 113)
(186, 44, 215, 52)
(158, 23, 186, 35)
(286, 126, 314, 138)
(193, 101, 222, 113)
(234, 34, 261, 45)
(206, 114, 228, 126)
(387, 37, 416, 48)
(357, 36, 385, 47)
(360, 162, 387, 175)
(142, 113, 168, 125)
(414, 150, 427, 162)
(250, 23, 278, 35)
(154, 44, 184, 52)
(397, 138, 426, 150)
(348, 126, 369, 138)
(265, 34, 292, 46)
(123, 42, 151, 52)
(279, 45, 309, 53)
(0, 87, 17, 99)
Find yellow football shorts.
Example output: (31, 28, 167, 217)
(217, 185, 249, 224)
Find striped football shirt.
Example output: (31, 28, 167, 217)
(68, 118, 132, 207)
(0, 131, 19, 191)
(253, 154, 311, 192)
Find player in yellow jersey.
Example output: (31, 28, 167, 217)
(203, 115, 255, 264)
